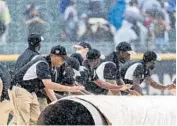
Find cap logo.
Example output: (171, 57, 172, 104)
(41, 36, 44, 41)
(55, 50, 60, 54)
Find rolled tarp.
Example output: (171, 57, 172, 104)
(37, 95, 176, 125)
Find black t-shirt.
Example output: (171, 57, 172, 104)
(15, 48, 39, 71)
(54, 63, 76, 95)
(15, 48, 48, 97)
(36, 62, 52, 80)
(55, 64, 75, 85)
(84, 61, 117, 95)
(121, 61, 151, 84)
(96, 61, 117, 81)
(76, 66, 89, 86)
(14, 57, 51, 93)
(105, 52, 121, 81)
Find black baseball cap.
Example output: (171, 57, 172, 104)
(143, 51, 157, 63)
(86, 49, 101, 60)
(116, 41, 135, 54)
(73, 42, 92, 50)
(51, 45, 68, 59)
(65, 57, 80, 71)
(70, 53, 83, 65)
(28, 33, 44, 47)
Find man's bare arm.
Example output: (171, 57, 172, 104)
(42, 79, 84, 92)
(132, 76, 143, 95)
(94, 79, 132, 90)
(44, 88, 57, 101)
(145, 76, 168, 90)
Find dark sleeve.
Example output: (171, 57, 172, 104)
(91, 69, 99, 81)
(133, 64, 144, 77)
(104, 62, 117, 80)
(15, 49, 37, 71)
(36, 62, 51, 79)
(62, 66, 75, 85)
(133, 64, 151, 78)
(0, 64, 11, 101)
(76, 67, 89, 86)
(116, 65, 121, 80)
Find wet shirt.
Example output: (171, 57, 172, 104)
(15, 48, 47, 97)
(53, 63, 76, 95)
(14, 56, 51, 93)
(76, 66, 89, 86)
(54, 64, 75, 85)
(0, 63, 11, 101)
(84, 61, 117, 95)
(15, 48, 39, 71)
(120, 61, 151, 85)
(105, 51, 122, 81)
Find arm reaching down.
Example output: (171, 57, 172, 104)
(42, 79, 85, 93)
(44, 88, 57, 101)
(145, 76, 174, 90)
(94, 79, 132, 91)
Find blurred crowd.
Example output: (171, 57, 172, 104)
(0, 0, 176, 53)
(0, 0, 10, 45)
(59, 0, 176, 52)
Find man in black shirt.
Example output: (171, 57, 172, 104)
(9, 33, 44, 125)
(84, 49, 132, 95)
(73, 42, 92, 62)
(0, 63, 13, 125)
(11, 45, 84, 125)
(120, 51, 176, 95)
(51, 57, 81, 96)
(105, 41, 135, 85)
(13, 33, 49, 113)
(15, 33, 43, 71)
(105, 42, 140, 95)
(71, 53, 84, 66)
(71, 53, 89, 88)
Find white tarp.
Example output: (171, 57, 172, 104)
(55, 96, 176, 126)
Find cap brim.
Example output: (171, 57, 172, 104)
(73, 45, 83, 49)
(127, 51, 136, 55)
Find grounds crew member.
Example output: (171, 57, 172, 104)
(120, 51, 176, 95)
(0, 63, 13, 125)
(59, 56, 91, 95)
(15, 33, 48, 112)
(84, 49, 132, 95)
(15, 33, 44, 71)
(106, 42, 135, 84)
(71, 53, 84, 66)
(71, 53, 89, 87)
(11, 45, 84, 125)
(73, 42, 105, 61)
(73, 42, 92, 61)
(105, 42, 140, 95)
(45, 54, 81, 97)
